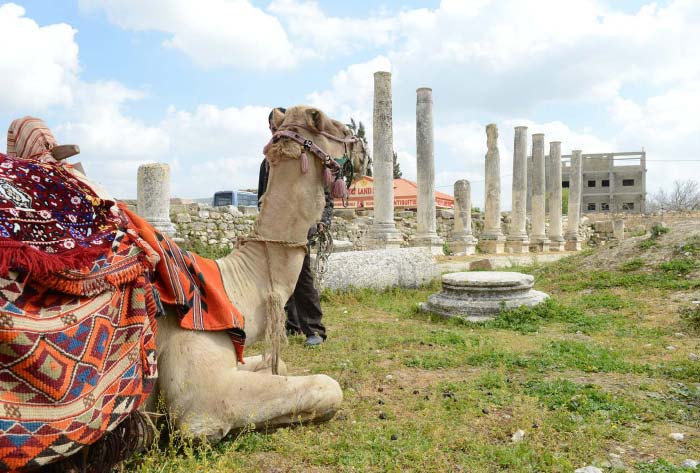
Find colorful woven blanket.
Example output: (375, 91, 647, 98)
(0, 230, 158, 471)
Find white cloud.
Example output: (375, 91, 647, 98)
(0, 3, 79, 112)
(268, 0, 398, 59)
(79, 0, 296, 69)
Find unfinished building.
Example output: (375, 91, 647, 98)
(560, 151, 647, 214)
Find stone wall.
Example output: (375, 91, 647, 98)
(156, 201, 599, 252)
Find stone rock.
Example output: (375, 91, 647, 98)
(574, 467, 603, 473)
(511, 430, 525, 443)
(688, 353, 699, 361)
(469, 259, 493, 271)
(319, 247, 440, 291)
(669, 432, 685, 441)
(175, 213, 191, 224)
(682, 459, 698, 469)
(421, 271, 548, 322)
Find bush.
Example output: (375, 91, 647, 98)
(650, 223, 669, 238)
(679, 303, 700, 332)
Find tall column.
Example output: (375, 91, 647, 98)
(530, 133, 549, 252)
(412, 87, 443, 253)
(547, 141, 565, 251)
(505, 126, 530, 253)
(137, 163, 176, 236)
(368, 71, 402, 248)
(478, 124, 505, 254)
(565, 150, 583, 251)
(450, 180, 477, 255)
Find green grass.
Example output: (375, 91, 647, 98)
(129, 249, 700, 472)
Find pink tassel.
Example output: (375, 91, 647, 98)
(332, 178, 348, 199)
(323, 167, 334, 187)
(300, 152, 309, 174)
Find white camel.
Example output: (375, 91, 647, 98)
(149, 105, 366, 441)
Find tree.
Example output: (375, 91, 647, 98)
(347, 118, 372, 176)
(393, 151, 402, 179)
(649, 179, 700, 212)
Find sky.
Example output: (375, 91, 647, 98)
(0, 0, 698, 208)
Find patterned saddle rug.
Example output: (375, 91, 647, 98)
(0, 151, 246, 471)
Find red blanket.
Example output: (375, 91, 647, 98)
(122, 206, 246, 362)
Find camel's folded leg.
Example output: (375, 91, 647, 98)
(238, 354, 288, 375)
(156, 317, 341, 442)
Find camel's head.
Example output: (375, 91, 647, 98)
(261, 106, 367, 232)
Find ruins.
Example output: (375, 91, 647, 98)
(421, 271, 549, 321)
(137, 163, 176, 236)
(478, 124, 506, 254)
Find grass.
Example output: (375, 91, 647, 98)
(128, 249, 700, 472)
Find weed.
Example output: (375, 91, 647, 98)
(658, 258, 699, 275)
(679, 303, 700, 332)
(621, 257, 644, 271)
(635, 459, 693, 472)
(651, 223, 670, 238)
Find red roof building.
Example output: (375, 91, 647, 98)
(334, 176, 454, 209)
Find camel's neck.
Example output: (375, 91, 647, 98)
(217, 160, 318, 344)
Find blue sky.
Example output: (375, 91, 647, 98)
(0, 0, 698, 207)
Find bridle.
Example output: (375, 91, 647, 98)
(263, 122, 366, 203)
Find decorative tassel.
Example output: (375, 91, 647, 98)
(264, 291, 287, 375)
(0, 240, 107, 278)
(323, 167, 334, 187)
(332, 178, 348, 199)
(300, 152, 309, 174)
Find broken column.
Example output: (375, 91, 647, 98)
(478, 124, 505, 254)
(506, 126, 530, 253)
(613, 218, 625, 240)
(530, 133, 549, 252)
(412, 87, 443, 253)
(137, 163, 176, 236)
(368, 71, 402, 248)
(547, 141, 565, 251)
(450, 180, 477, 255)
(565, 150, 583, 251)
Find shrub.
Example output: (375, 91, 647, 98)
(679, 303, 700, 332)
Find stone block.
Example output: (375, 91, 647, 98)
(469, 259, 493, 271)
(175, 213, 191, 224)
(319, 247, 440, 291)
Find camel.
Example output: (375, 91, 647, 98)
(148, 105, 366, 441)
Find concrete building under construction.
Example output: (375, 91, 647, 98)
(560, 151, 647, 214)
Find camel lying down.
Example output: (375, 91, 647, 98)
(152, 105, 367, 441)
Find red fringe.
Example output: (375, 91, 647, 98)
(0, 240, 107, 278)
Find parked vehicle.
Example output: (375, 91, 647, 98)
(212, 190, 258, 207)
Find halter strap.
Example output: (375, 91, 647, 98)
(266, 129, 343, 173)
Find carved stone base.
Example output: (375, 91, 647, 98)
(411, 234, 445, 255)
(565, 238, 583, 251)
(548, 238, 566, 252)
(478, 237, 505, 254)
(529, 237, 550, 253)
(367, 223, 403, 249)
(505, 239, 530, 254)
(449, 238, 477, 256)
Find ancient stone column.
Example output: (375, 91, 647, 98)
(412, 87, 443, 253)
(529, 133, 549, 252)
(547, 141, 565, 251)
(506, 126, 530, 253)
(449, 180, 477, 255)
(565, 150, 583, 251)
(137, 163, 176, 236)
(478, 124, 505, 254)
(368, 71, 402, 248)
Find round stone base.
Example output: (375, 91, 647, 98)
(420, 271, 549, 321)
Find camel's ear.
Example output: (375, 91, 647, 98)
(305, 108, 330, 132)
(270, 108, 285, 131)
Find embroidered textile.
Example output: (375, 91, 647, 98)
(0, 152, 123, 276)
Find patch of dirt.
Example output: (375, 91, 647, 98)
(579, 219, 700, 272)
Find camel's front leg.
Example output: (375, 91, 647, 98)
(238, 354, 288, 375)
